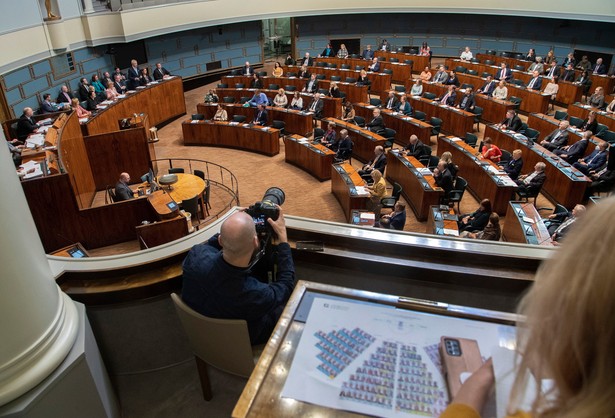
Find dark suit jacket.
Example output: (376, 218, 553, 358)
(439, 91, 457, 106)
(580, 118, 598, 134)
(543, 129, 569, 149)
(86, 96, 99, 112)
(56, 90, 74, 103)
(460, 209, 490, 232)
(113, 80, 126, 93)
(387, 210, 406, 231)
(479, 80, 496, 95)
(526, 76, 543, 90)
(298, 70, 310, 79)
(40, 101, 56, 114)
(336, 137, 353, 160)
(519, 171, 546, 194)
(379, 43, 391, 52)
(300, 57, 314, 67)
(458, 93, 475, 111)
(561, 69, 575, 82)
(435, 168, 454, 196)
(253, 109, 268, 125)
(445, 76, 460, 87)
(495, 68, 512, 81)
(114, 182, 134, 201)
(251, 79, 263, 89)
(307, 99, 324, 117)
(78, 83, 90, 101)
(501, 115, 522, 132)
(403, 140, 427, 158)
(16, 114, 39, 141)
(369, 153, 387, 172)
(575, 150, 607, 172)
(126, 66, 140, 90)
(153, 67, 170, 80)
(362, 49, 374, 60)
(557, 140, 588, 163)
(242, 65, 254, 76)
(384, 96, 399, 110)
(367, 116, 385, 132)
(592, 63, 607, 75)
(304, 79, 319, 93)
(368, 62, 380, 72)
(545, 66, 561, 79)
(503, 157, 523, 180)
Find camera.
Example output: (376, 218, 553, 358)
(245, 187, 285, 235)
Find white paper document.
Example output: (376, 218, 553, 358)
(417, 168, 433, 175)
(355, 186, 370, 196)
(281, 298, 516, 418)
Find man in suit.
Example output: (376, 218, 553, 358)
(477, 75, 496, 95)
(153, 63, 170, 80)
(515, 162, 546, 195)
(501, 149, 523, 180)
(359, 145, 386, 178)
(101, 71, 113, 87)
(302, 74, 319, 93)
(526, 70, 543, 90)
(541, 120, 570, 151)
(297, 65, 310, 79)
(495, 63, 512, 81)
(379, 39, 390, 52)
(554, 130, 590, 163)
(366, 108, 385, 133)
(40, 93, 58, 113)
(561, 53, 576, 68)
(114, 172, 134, 201)
(528, 57, 544, 74)
(497, 109, 522, 132)
(561, 64, 576, 82)
(56, 85, 74, 104)
(573, 141, 609, 175)
(592, 58, 607, 75)
(113, 67, 126, 81)
(252, 104, 268, 126)
(402, 134, 428, 158)
(377, 202, 406, 230)
(306, 93, 324, 118)
(545, 61, 561, 79)
(113, 74, 127, 94)
(335, 129, 353, 161)
(433, 65, 449, 83)
(433, 160, 454, 197)
(585, 164, 615, 200)
(362, 45, 374, 60)
(457, 87, 475, 111)
(384, 91, 399, 110)
(367, 57, 380, 72)
(126, 59, 141, 91)
(299, 53, 313, 67)
(16, 107, 40, 141)
(437, 85, 457, 106)
(77, 77, 90, 101)
(242, 61, 254, 76)
(548, 205, 586, 244)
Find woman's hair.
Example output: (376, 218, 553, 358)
(71, 98, 79, 106)
(480, 199, 492, 213)
(441, 151, 453, 163)
(510, 198, 615, 417)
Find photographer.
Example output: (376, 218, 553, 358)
(181, 207, 296, 345)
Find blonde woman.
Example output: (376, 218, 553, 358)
(71, 97, 91, 118)
(337, 43, 349, 59)
(273, 88, 288, 107)
(105, 81, 119, 100)
(442, 197, 615, 418)
(492, 80, 508, 100)
(290, 91, 303, 110)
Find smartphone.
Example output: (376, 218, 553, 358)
(440, 336, 483, 398)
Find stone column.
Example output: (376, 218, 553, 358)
(82, 0, 95, 13)
(0, 132, 79, 406)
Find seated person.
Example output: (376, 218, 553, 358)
(138, 68, 153, 85)
(85, 87, 100, 111)
(410, 79, 423, 96)
(56, 85, 74, 104)
(105, 81, 119, 100)
(481, 137, 502, 163)
(367, 57, 380, 72)
(337, 44, 349, 59)
(40, 93, 59, 113)
(542, 76, 559, 100)
(573, 141, 608, 175)
(91, 74, 106, 93)
(477, 75, 496, 96)
(546, 204, 586, 244)
(436, 85, 457, 106)
(204, 89, 219, 103)
(460, 46, 473, 61)
(384, 91, 399, 110)
(153, 62, 170, 80)
(366, 169, 387, 215)
(16, 107, 40, 141)
(181, 209, 296, 344)
(457, 87, 475, 111)
(284, 54, 295, 66)
(433, 159, 454, 198)
(526, 70, 543, 90)
(273, 88, 288, 107)
(252, 104, 268, 126)
(606, 97, 615, 114)
(366, 108, 385, 133)
(247, 89, 268, 107)
(545, 60, 561, 78)
(554, 130, 590, 163)
(398, 95, 413, 115)
(497, 109, 522, 131)
(432, 65, 449, 84)
(527, 56, 544, 74)
(300, 52, 314, 67)
(540, 120, 569, 151)
(359, 145, 386, 179)
(213, 104, 227, 121)
(320, 43, 334, 58)
(334, 129, 353, 161)
(501, 149, 523, 180)
(250, 74, 262, 89)
(584, 164, 615, 200)
(356, 69, 370, 87)
(290, 91, 303, 110)
(70, 97, 91, 118)
(492, 80, 508, 100)
(579, 111, 598, 134)
(341, 100, 355, 122)
(272, 62, 283, 78)
(441, 151, 459, 179)
(495, 63, 512, 81)
(320, 122, 337, 146)
(515, 162, 547, 195)
(461, 213, 501, 241)
(587, 87, 605, 109)
(328, 81, 341, 98)
(302, 74, 319, 94)
(297, 65, 310, 79)
(459, 199, 492, 233)
(115, 172, 134, 201)
(444, 70, 460, 87)
(419, 67, 432, 82)
(560, 64, 576, 82)
(306, 94, 324, 118)
(361, 45, 374, 60)
(402, 134, 428, 158)
(376, 202, 406, 231)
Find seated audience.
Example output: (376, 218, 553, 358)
(544, 49, 556, 65)
(377, 202, 406, 231)
(462, 213, 501, 241)
(437, 85, 457, 106)
(367, 57, 380, 72)
(113, 74, 127, 94)
(105, 81, 119, 100)
(204, 89, 219, 103)
(497, 109, 522, 131)
(445, 70, 460, 87)
(252, 104, 268, 126)
(91, 74, 106, 94)
(247, 89, 268, 107)
(459, 199, 492, 233)
(592, 57, 607, 75)
(573, 141, 608, 175)
(580, 110, 598, 134)
(342, 100, 355, 122)
(361, 45, 374, 60)
(302, 74, 319, 93)
(85, 87, 99, 111)
(384, 91, 399, 110)
(458, 87, 475, 111)
(320, 122, 337, 146)
(380, 39, 391, 52)
(528, 56, 544, 74)
(321, 43, 334, 58)
(139, 68, 153, 85)
(587, 87, 605, 109)
(334, 129, 353, 161)
(576, 55, 591, 70)
(306, 94, 324, 118)
(606, 97, 615, 114)
(460, 46, 473, 61)
(524, 48, 536, 62)
(560, 64, 576, 82)
(273, 88, 288, 107)
(337, 43, 349, 59)
(574, 70, 592, 94)
(526, 70, 543, 90)
(299, 52, 314, 67)
(546, 204, 586, 244)
(542, 76, 559, 101)
(290, 91, 303, 110)
(501, 149, 523, 180)
(441, 151, 459, 179)
(213, 104, 227, 121)
(433, 65, 449, 84)
(242, 61, 254, 76)
(495, 63, 512, 81)
(40, 93, 58, 113)
(250, 73, 262, 89)
(356, 69, 370, 87)
(481, 137, 502, 163)
(419, 67, 432, 82)
(410, 79, 424, 96)
(328, 81, 340, 98)
(515, 162, 547, 195)
(398, 95, 412, 115)
(561, 52, 576, 68)
(272, 62, 283, 78)
(115, 172, 134, 201)
(554, 130, 590, 163)
(540, 120, 569, 151)
(419, 42, 430, 56)
(366, 108, 385, 133)
(71, 97, 91, 118)
(56, 85, 74, 104)
(153, 63, 170, 80)
(297, 65, 310, 79)
(545, 60, 560, 78)
(78, 77, 90, 101)
(402, 134, 428, 158)
(433, 160, 454, 198)
(584, 164, 615, 199)
(492, 80, 508, 100)
(477, 75, 496, 96)
(16, 107, 40, 141)
(359, 145, 386, 179)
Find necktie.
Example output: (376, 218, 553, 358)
(441, 93, 450, 104)
(388, 98, 394, 108)
(549, 68, 555, 77)
(500, 70, 504, 79)
(528, 78, 535, 89)
(311, 100, 317, 111)
(594, 66, 598, 74)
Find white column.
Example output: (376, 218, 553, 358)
(0, 133, 79, 406)
(82, 0, 95, 13)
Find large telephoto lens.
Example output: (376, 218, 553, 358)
(262, 187, 285, 206)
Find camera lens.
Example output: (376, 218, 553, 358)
(262, 187, 285, 206)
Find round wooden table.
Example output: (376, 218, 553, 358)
(165, 173, 206, 203)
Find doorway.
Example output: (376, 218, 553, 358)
(262, 17, 292, 61)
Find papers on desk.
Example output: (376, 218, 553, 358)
(38, 118, 53, 126)
(355, 186, 370, 196)
(450, 137, 462, 141)
(296, 137, 310, 143)
(38, 125, 51, 134)
(136, 86, 146, 89)
(20, 160, 43, 179)
(443, 228, 459, 236)
(96, 105, 108, 110)
(366, 105, 376, 109)
(79, 117, 89, 124)
(417, 167, 433, 175)
(359, 212, 375, 222)
(26, 134, 45, 147)
(486, 165, 504, 174)
(522, 216, 535, 224)
(190, 120, 200, 124)
(497, 176, 518, 187)
(126, 90, 136, 94)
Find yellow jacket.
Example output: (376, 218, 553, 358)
(440, 403, 531, 418)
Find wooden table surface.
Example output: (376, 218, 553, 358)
(375, 50, 430, 74)
(502, 202, 553, 245)
(316, 56, 412, 84)
(426, 206, 459, 236)
(330, 162, 369, 222)
(282, 65, 392, 95)
(567, 102, 615, 132)
(408, 97, 474, 138)
(354, 102, 433, 146)
(283, 134, 335, 181)
(323, 117, 386, 163)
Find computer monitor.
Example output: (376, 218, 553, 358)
(140, 168, 155, 183)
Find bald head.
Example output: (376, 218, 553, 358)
(219, 212, 258, 260)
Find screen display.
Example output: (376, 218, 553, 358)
(167, 201, 178, 211)
(68, 248, 85, 258)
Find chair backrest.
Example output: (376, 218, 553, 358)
(328, 64, 337, 69)
(467, 69, 478, 76)
(272, 120, 285, 131)
(182, 195, 199, 219)
(330, 75, 341, 81)
(169, 167, 185, 174)
(233, 114, 247, 123)
(240, 97, 251, 104)
(345, 77, 357, 83)
(340, 64, 351, 69)
(554, 110, 568, 120)
(223, 96, 235, 103)
(193, 169, 205, 181)
(428, 155, 440, 169)
(383, 69, 393, 75)
(230, 69, 240, 76)
(524, 128, 539, 140)
(461, 83, 473, 90)
(383, 128, 396, 140)
(404, 59, 414, 65)
(315, 74, 326, 80)
(486, 50, 496, 55)
(603, 130, 615, 144)
(217, 83, 228, 88)
(268, 84, 279, 91)
(430, 117, 442, 128)
(316, 62, 326, 67)
(512, 79, 524, 86)
(569, 116, 584, 128)
(470, 58, 480, 63)
(509, 96, 522, 106)
(418, 155, 430, 166)
(105, 185, 116, 204)
(350, 54, 360, 59)
(500, 52, 510, 58)
(500, 149, 512, 163)
(596, 123, 608, 136)
(313, 128, 325, 139)
(472, 106, 483, 119)
(481, 71, 491, 78)
(423, 92, 437, 100)
(484, 59, 494, 66)
(389, 58, 399, 63)
(394, 85, 406, 92)
(369, 98, 382, 106)
(354, 65, 364, 71)
(514, 65, 525, 72)
(553, 203, 568, 216)
(519, 122, 528, 134)
(286, 72, 296, 77)
(414, 110, 426, 121)
(191, 114, 205, 120)
(235, 83, 245, 88)
(257, 71, 267, 77)
(170, 293, 255, 378)
(455, 66, 467, 73)
(392, 182, 403, 199)
(464, 133, 478, 147)
(317, 88, 328, 95)
(353, 116, 365, 126)
(454, 176, 468, 192)
(284, 85, 296, 91)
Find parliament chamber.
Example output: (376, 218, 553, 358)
(1, 1, 614, 417)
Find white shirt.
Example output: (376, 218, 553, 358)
(460, 51, 473, 60)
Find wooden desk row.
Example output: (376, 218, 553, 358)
(330, 162, 369, 222)
(374, 50, 431, 73)
(385, 150, 443, 221)
(323, 117, 386, 163)
(221, 74, 368, 104)
(567, 103, 615, 132)
(404, 96, 474, 138)
(426, 206, 460, 237)
(502, 202, 553, 245)
(353, 102, 433, 145)
(526, 112, 601, 155)
(282, 65, 392, 95)
(182, 119, 280, 156)
(437, 136, 518, 215)
(196, 103, 312, 136)
(484, 124, 590, 208)
(283, 135, 336, 181)
(214, 87, 342, 119)
(315, 56, 412, 84)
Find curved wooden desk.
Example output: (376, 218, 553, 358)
(568, 102, 615, 132)
(147, 173, 206, 219)
(408, 96, 475, 138)
(282, 65, 392, 95)
(323, 118, 386, 163)
(182, 119, 280, 156)
(331, 162, 370, 222)
(354, 102, 433, 145)
(316, 56, 412, 84)
(284, 135, 335, 181)
(375, 50, 430, 74)
(502, 202, 553, 245)
(82, 77, 186, 136)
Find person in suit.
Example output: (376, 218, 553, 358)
(126, 59, 141, 91)
(335, 129, 353, 161)
(284, 54, 295, 66)
(575, 70, 592, 95)
(379, 39, 391, 52)
(113, 74, 126, 94)
(16, 107, 40, 141)
(112, 67, 126, 81)
(297, 65, 310, 79)
(515, 162, 547, 195)
(366, 169, 387, 216)
(545, 60, 561, 79)
(433, 159, 454, 198)
(384, 91, 399, 110)
(402, 134, 428, 157)
(477, 75, 496, 95)
(299, 53, 313, 67)
(445, 70, 460, 87)
(541, 120, 570, 151)
(252, 104, 268, 126)
(549, 204, 587, 244)
(437, 85, 457, 106)
(101, 71, 113, 87)
(580, 111, 598, 134)
(328, 81, 340, 98)
(561, 52, 575, 68)
(501, 149, 523, 180)
(573, 141, 609, 174)
(554, 130, 590, 163)
(306, 94, 324, 118)
(302, 74, 319, 94)
(362, 45, 374, 60)
(457, 87, 475, 111)
(359, 145, 386, 179)
(366, 108, 385, 133)
(242, 61, 254, 76)
(592, 58, 607, 75)
(377, 202, 406, 230)
(85, 87, 100, 111)
(114, 172, 134, 201)
(524, 48, 536, 62)
(138, 68, 153, 85)
(462, 213, 501, 241)
(584, 164, 615, 199)
(432, 65, 449, 84)
(495, 63, 512, 81)
(77, 77, 90, 101)
(459, 199, 492, 233)
(320, 43, 334, 58)
(526, 70, 543, 90)
(367, 57, 380, 72)
(528, 57, 544, 74)
(561, 64, 576, 82)
(497, 109, 522, 132)
(40, 93, 57, 113)
(153, 63, 170, 80)
(56, 85, 74, 104)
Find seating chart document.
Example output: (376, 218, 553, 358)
(281, 297, 515, 418)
